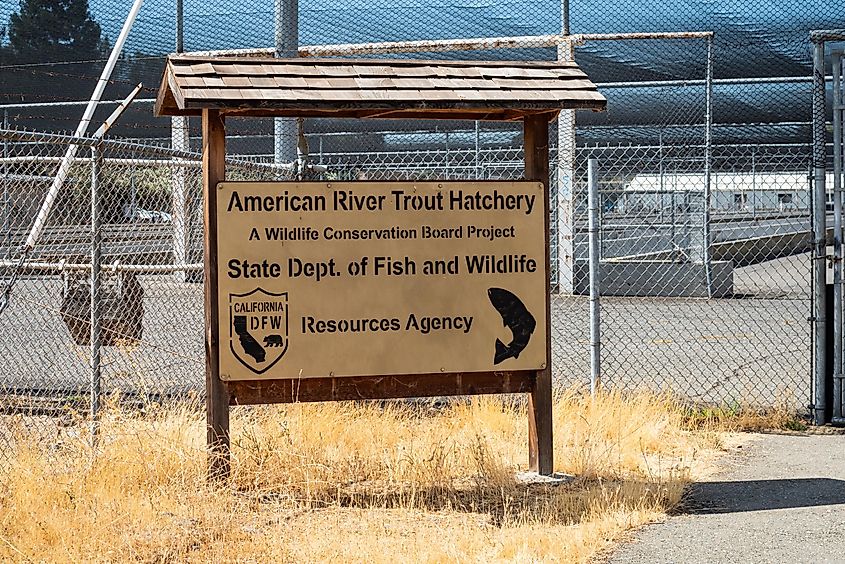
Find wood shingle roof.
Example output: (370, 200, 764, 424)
(155, 55, 606, 120)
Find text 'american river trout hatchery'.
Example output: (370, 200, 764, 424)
(215, 181, 548, 381)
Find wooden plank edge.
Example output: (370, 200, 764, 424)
(228, 371, 535, 405)
(153, 62, 177, 117)
(187, 99, 606, 111)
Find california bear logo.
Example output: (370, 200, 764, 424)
(229, 288, 288, 374)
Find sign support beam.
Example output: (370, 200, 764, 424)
(229, 372, 534, 404)
(524, 114, 554, 476)
(203, 109, 231, 481)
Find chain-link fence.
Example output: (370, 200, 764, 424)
(0, 131, 271, 416)
(570, 33, 815, 409)
(1, 0, 843, 451)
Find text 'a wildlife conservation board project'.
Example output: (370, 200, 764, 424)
(216, 181, 548, 381)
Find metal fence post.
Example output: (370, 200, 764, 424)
(587, 158, 601, 395)
(751, 147, 757, 218)
(2, 110, 8, 258)
(445, 130, 451, 179)
(474, 120, 481, 178)
(834, 52, 844, 422)
(702, 35, 714, 298)
(812, 38, 828, 425)
(175, 0, 184, 53)
(658, 129, 665, 223)
(90, 143, 103, 443)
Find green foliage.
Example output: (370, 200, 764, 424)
(782, 418, 808, 432)
(681, 401, 807, 432)
(8, 0, 108, 63)
(99, 164, 178, 222)
(682, 403, 742, 428)
(11, 160, 181, 226)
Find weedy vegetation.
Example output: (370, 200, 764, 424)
(0, 388, 723, 562)
(680, 399, 808, 433)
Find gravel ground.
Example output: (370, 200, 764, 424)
(609, 432, 845, 564)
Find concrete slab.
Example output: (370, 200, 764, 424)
(573, 260, 733, 297)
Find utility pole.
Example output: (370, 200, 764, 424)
(172, 0, 191, 280)
(274, 0, 298, 170)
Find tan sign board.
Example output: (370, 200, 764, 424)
(216, 181, 548, 381)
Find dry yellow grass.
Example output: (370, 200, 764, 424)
(0, 389, 717, 562)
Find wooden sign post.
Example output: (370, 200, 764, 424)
(203, 109, 229, 480)
(156, 56, 606, 481)
(524, 114, 553, 475)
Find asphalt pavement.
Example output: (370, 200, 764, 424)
(609, 432, 845, 564)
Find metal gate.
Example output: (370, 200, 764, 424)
(813, 29, 845, 424)
(830, 47, 845, 423)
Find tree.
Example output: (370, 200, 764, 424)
(0, 24, 9, 65)
(7, 0, 107, 63)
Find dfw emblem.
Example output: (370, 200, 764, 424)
(228, 288, 288, 374)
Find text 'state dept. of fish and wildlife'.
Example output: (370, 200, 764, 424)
(216, 181, 548, 380)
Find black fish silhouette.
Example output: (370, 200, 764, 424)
(233, 315, 266, 362)
(487, 288, 536, 365)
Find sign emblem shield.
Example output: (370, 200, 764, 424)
(228, 288, 288, 374)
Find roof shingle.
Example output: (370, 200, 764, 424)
(155, 55, 606, 120)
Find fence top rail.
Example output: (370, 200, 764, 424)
(182, 31, 715, 59)
(0, 98, 157, 110)
(810, 29, 845, 43)
(0, 73, 824, 112)
(0, 260, 203, 273)
(0, 127, 195, 158)
(0, 127, 294, 173)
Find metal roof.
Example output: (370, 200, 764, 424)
(154, 55, 606, 120)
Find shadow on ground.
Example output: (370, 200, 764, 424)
(252, 478, 683, 528)
(678, 478, 845, 514)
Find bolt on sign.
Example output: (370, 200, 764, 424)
(217, 181, 548, 381)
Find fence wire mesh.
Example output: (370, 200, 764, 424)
(1, 0, 843, 451)
(567, 35, 814, 408)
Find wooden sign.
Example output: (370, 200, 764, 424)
(216, 181, 548, 381)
